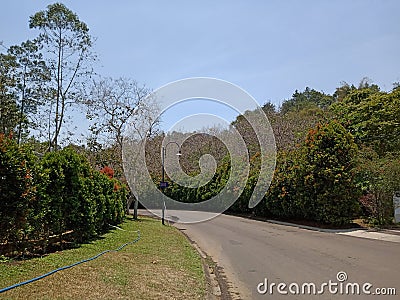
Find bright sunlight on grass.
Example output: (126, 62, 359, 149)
(0, 216, 205, 299)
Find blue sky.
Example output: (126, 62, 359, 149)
(1, 0, 400, 133)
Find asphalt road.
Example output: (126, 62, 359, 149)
(171, 214, 400, 300)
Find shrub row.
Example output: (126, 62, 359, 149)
(0, 135, 126, 256)
(164, 121, 361, 226)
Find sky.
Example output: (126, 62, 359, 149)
(1, 0, 400, 134)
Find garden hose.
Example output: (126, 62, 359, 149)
(0, 230, 141, 294)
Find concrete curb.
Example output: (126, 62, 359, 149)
(176, 228, 223, 300)
(265, 219, 365, 233)
(265, 219, 400, 243)
(228, 213, 400, 243)
(337, 230, 400, 243)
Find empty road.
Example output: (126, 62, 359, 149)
(172, 214, 400, 299)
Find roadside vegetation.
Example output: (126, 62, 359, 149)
(158, 83, 400, 227)
(0, 217, 205, 299)
(0, 136, 126, 257)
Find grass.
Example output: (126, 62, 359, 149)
(0, 217, 205, 299)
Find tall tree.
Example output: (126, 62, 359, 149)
(8, 40, 50, 144)
(0, 53, 20, 136)
(29, 3, 94, 151)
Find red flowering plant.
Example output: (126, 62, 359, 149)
(100, 166, 114, 179)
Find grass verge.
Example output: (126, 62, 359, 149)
(0, 216, 205, 299)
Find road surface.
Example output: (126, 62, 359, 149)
(171, 213, 400, 299)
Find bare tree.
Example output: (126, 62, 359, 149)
(84, 76, 158, 216)
(85, 77, 152, 152)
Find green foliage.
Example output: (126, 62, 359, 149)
(0, 143, 126, 256)
(230, 153, 260, 214)
(38, 147, 126, 243)
(301, 121, 360, 225)
(29, 2, 94, 150)
(330, 81, 400, 225)
(8, 39, 50, 143)
(331, 87, 400, 155)
(264, 121, 360, 225)
(0, 134, 36, 247)
(162, 121, 361, 226)
(164, 159, 229, 205)
(354, 148, 400, 225)
(39, 148, 95, 241)
(152, 81, 398, 227)
(265, 150, 304, 219)
(29, 3, 90, 44)
(0, 53, 20, 137)
(281, 87, 334, 114)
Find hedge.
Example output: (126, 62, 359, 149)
(0, 138, 126, 257)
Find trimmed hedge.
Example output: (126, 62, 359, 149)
(0, 138, 126, 256)
(0, 134, 36, 251)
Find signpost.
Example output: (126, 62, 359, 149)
(160, 182, 169, 188)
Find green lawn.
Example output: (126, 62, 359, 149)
(0, 217, 205, 299)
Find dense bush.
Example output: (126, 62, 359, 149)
(301, 121, 360, 225)
(39, 148, 96, 242)
(0, 134, 36, 250)
(354, 148, 400, 225)
(0, 141, 126, 256)
(142, 84, 398, 227)
(38, 148, 126, 244)
(263, 122, 360, 225)
(265, 150, 305, 219)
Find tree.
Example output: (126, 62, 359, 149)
(84, 77, 156, 215)
(332, 87, 400, 156)
(0, 53, 20, 136)
(8, 40, 50, 144)
(29, 3, 94, 151)
(85, 77, 151, 156)
(280, 87, 334, 114)
(271, 107, 329, 151)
